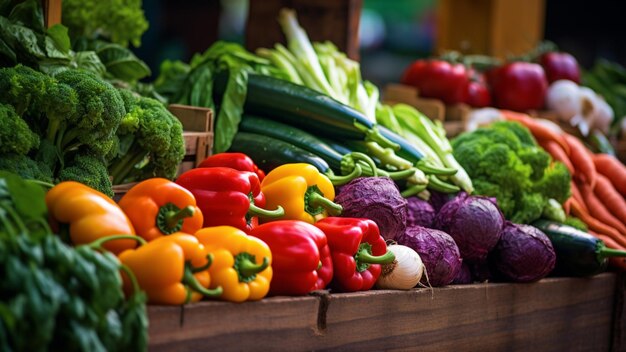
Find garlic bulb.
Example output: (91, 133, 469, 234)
(375, 244, 423, 290)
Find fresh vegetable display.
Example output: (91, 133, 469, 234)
(249, 220, 333, 295)
(315, 217, 395, 292)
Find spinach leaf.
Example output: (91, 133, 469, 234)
(46, 24, 70, 53)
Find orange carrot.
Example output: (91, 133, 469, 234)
(563, 134, 597, 188)
(592, 153, 626, 197)
(578, 181, 626, 235)
(570, 198, 626, 249)
(500, 110, 570, 154)
(538, 139, 574, 174)
(563, 198, 572, 215)
(591, 231, 626, 271)
(570, 181, 587, 213)
(594, 174, 626, 226)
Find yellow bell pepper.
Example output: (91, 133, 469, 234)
(46, 181, 138, 255)
(194, 226, 272, 302)
(117, 233, 222, 305)
(261, 163, 342, 224)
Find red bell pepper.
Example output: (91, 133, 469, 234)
(175, 167, 283, 232)
(315, 217, 395, 292)
(249, 220, 333, 295)
(197, 152, 266, 181)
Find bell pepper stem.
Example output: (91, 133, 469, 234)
(157, 203, 195, 235)
(356, 247, 396, 265)
(325, 164, 362, 186)
(87, 234, 147, 251)
(416, 160, 458, 176)
(306, 189, 343, 216)
(183, 265, 223, 297)
(191, 254, 214, 273)
(238, 256, 269, 279)
(248, 204, 285, 219)
(119, 264, 142, 296)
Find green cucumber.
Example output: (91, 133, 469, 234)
(228, 132, 359, 185)
(532, 219, 626, 277)
(213, 72, 396, 149)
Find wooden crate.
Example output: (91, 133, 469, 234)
(147, 273, 623, 351)
(436, 0, 546, 59)
(245, 0, 363, 61)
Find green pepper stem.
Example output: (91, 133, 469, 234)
(87, 234, 147, 251)
(191, 254, 214, 273)
(166, 205, 195, 228)
(427, 175, 460, 194)
(356, 122, 400, 151)
(356, 248, 396, 265)
(416, 160, 458, 176)
(401, 183, 428, 198)
(326, 164, 362, 186)
(597, 246, 626, 259)
(364, 141, 413, 170)
(238, 256, 269, 278)
(248, 204, 284, 219)
(307, 191, 343, 216)
(183, 265, 223, 297)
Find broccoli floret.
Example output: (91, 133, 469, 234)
(0, 103, 39, 154)
(53, 69, 126, 157)
(564, 216, 588, 231)
(108, 92, 185, 184)
(57, 152, 114, 197)
(0, 154, 53, 182)
(0, 65, 53, 117)
(452, 121, 571, 224)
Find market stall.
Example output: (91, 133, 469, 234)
(2, 0, 626, 351)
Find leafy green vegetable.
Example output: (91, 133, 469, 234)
(451, 121, 571, 223)
(62, 0, 148, 48)
(74, 38, 151, 82)
(0, 171, 148, 352)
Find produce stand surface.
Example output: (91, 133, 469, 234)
(148, 273, 624, 351)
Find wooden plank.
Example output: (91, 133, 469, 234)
(148, 296, 321, 351)
(42, 0, 62, 28)
(245, 0, 363, 60)
(383, 84, 445, 121)
(168, 104, 213, 133)
(612, 272, 626, 351)
(317, 274, 617, 351)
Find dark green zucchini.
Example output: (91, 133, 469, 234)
(532, 219, 626, 277)
(213, 72, 396, 148)
(228, 132, 359, 185)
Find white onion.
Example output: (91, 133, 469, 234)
(546, 80, 581, 122)
(375, 244, 424, 290)
(591, 96, 614, 134)
(465, 108, 504, 132)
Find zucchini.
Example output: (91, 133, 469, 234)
(213, 72, 396, 148)
(228, 132, 359, 185)
(532, 219, 626, 277)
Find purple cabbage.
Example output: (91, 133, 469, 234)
(466, 259, 493, 283)
(451, 261, 472, 285)
(397, 225, 462, 287)
(490, 222, 556, 283)
(406, 196, 435, 228)
(433, 192, 504, 261)
(335, 177, 407, 240)
(428, 190, 455, 213)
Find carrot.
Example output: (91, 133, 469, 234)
(590, 231, 626, 271)
(594, 174, 626, 226)
(537, 139, 574, 174)
(563, 134, 597, 188)
(570, 181, 587, 213)
(500, 110, 570, 154)
(570, 198, 626, 249)
(578, 181, 626, 235)
(592, 153, 626, 197)
(563, 197, 572, 215)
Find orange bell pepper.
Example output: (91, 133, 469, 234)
(45, 181, 138, 254)
(118, 178, 203, 242)
(118, 233, 223, 305)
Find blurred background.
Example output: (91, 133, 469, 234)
(134, 0, 626, 89)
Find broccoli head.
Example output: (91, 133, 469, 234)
(57, 152, 114, 197)
(0, 103, 39, 155)
(108, 92, 185, 184)
(452, 121, 571, 224)
(0, 153, 53, 183)
(0, 64, 53, 117)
